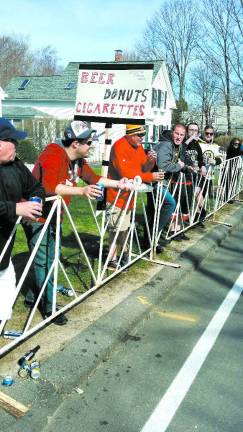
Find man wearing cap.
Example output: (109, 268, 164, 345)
(24, 120, 128, 325)
(0, 118, 44, 324)
(106, 124, 164, 269)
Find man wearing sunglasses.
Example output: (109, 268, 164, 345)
(0, 118, 45, 324)
(24, 121, 128, 325)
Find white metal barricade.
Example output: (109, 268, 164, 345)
(1, 156, 243, 356)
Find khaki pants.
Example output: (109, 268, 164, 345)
(0, 260, 16, 320)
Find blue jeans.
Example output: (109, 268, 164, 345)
(158, 187, 176, 231)
(25, 222, 59, 314)
(146, 186, 176, 237)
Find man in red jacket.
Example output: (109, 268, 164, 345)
(106, 124, 164, 269)
(25, 121, 127, 325)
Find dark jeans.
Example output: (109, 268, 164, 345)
(145, 186, 176, 239)
(24, 222, 59, 314)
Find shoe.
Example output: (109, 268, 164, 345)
(179, 232, 190, 240)
(159, 237, 171, 247)
(107, 258, 128, 272)
(174, 232, 190, 241)
(197, 221, 205, 228)
(43, 311, 68, 326)
(24, 299, 35, 308)
(107, 260, 120, 270)
(199, 208, 207, 222)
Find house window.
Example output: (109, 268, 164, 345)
(152, 89, 158, 108)
(18, 79, 30, 90)
(164, 91, 167, 109)
(64, 81, 75, 90)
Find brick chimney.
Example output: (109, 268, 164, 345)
(114, 49, 123, 62)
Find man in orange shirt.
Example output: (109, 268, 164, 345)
(106, 124, 164, 269)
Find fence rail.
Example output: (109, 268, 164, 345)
(0, 156, 242, 357)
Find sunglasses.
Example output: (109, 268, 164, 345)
(77, 139, 92, 146)
(136, 133, 145, 138)
(1, 138, 18, 144)
(234, 142, 240, 145)
(205, 132, 214, 136)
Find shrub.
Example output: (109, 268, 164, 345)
(16, 138, 39, 164)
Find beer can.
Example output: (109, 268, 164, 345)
(29, 196, 42, 204)
(96, 183, 104, 201)
(29, 360, 41, 380)
(3, 330, 23, 339)
(2, 376, 14, 386)
(18, 366, 29, 378)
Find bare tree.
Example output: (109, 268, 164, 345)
(31, 45, 62, 75)
(228, 0, 243, 88)
(199, 0, 242, 134)
(136, 0, 200, 107)
(191, 65, 220, 129)
(0, 35, 33, 87)
(0, 34, 62, 88)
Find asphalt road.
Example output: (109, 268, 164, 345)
(1, 208, 243, 432)
(39, 222, 243, 431)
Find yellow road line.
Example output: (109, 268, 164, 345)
(137, 295, 197, 323)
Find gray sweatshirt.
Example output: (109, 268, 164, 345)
(154, 136, 182, 175)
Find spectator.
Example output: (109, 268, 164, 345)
(202, 125, 222, 201)
(225, 137, 242, 203)
(0, 118, 44, 325)
(24, 121, 128, 325)
(154, 123, 189, 241)
(203, 125, 222, 166)
(106, 124, 164, 268)
(182, 123, 207, 225)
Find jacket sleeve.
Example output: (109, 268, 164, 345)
(110, 144, 153, 183)
(0, 201, 16, 224)
(155, 142, 181, 173)
(197, 143, 204, 167)
(20, 162, 46, 201)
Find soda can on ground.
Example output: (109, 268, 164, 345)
(2, 376, 14, 386)
(29, 360, 41, 380)
(56, 285, 74, 297)
(3, 330, 23, 339)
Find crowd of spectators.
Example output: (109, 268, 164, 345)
(0, 117, 242, 329)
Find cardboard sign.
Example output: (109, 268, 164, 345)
(74, 63, 153, 124)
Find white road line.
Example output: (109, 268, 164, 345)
(140, 272, 243, 432)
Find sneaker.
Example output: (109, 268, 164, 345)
(107, 260, 120, 270)
(179, 232, 190, 240)
(43, 311, 68, 326)
(24, 299, 35, 308)
(174, 232, 190, 241)
(107, 259, 128, 272)
(155, 244, 164, 253)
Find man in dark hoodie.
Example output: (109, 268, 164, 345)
(153, 123, 189, 240)
(0, 118, 44, 324)
(24, 121, 128, 325)
(181, 122, 207, 224)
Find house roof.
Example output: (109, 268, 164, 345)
(3, 105, 51, 119)
(4, 60, 164, 102)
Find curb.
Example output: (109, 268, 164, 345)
(2, 205, 243, 430)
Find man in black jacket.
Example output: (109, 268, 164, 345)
(0, 118, 44, 324)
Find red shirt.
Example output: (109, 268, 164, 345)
(107, 136, 153, 209)
(32, 143, 100, 207)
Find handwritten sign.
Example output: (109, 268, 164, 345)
(74, 63, 153, 124)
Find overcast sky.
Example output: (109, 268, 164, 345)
(1, 0, 163, 67)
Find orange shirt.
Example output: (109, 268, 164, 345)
(107, 136, 153, 209)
